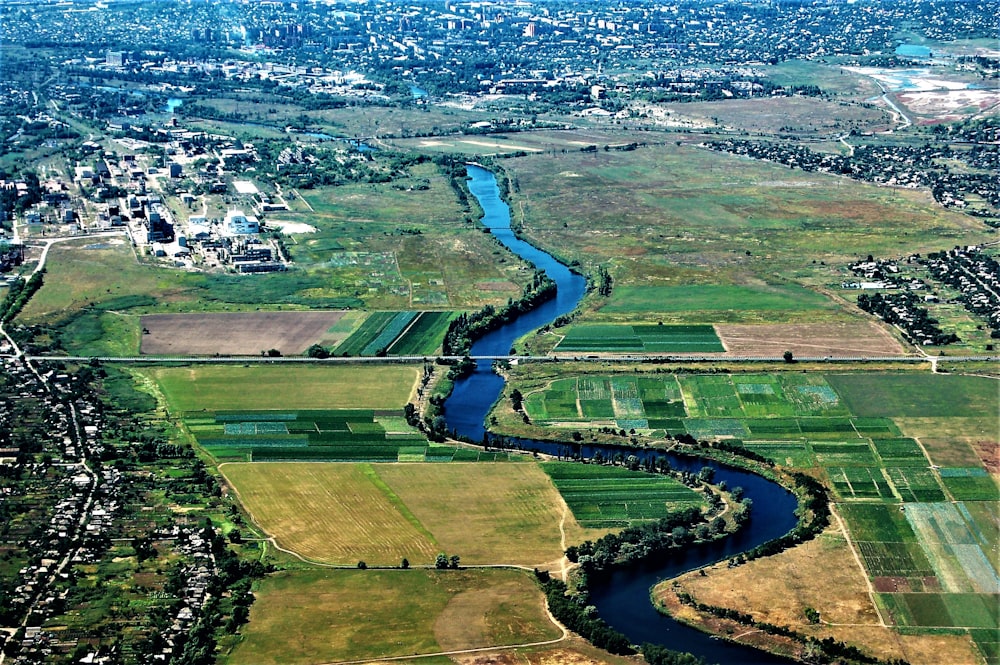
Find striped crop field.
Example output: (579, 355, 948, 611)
(190, 409, 428, 462)
(334, 310, 455, 356)
(385, 311, 455, 355)
(541, 462, 706, 529)
(555, 323, 724, 353)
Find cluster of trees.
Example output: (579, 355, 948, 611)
(536, 573, 634, 656)
(595, 265, 613, 297)
(924, 249, 1000, 336)
(567, 506, 709, 572)
(435, 553, 460, 569)
(0, 271, 44, 323)
(636, 73, 823, 103)
(0, 171, 42, 222)
(857, 291, 959, 346)
(442, 270, 556, 355)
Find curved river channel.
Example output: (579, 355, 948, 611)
(443, 165, 800, 664)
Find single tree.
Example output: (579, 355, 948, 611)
(783, 350, 795, 363)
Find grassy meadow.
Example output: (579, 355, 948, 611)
(222, 567, 560, 665)
(500, 143, 987, 324)
(143, 364, 419, 412)
(221, 461, 624, 567)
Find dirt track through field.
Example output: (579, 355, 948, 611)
(140, 311, 346, 355)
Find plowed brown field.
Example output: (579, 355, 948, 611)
(716, 321, 906, 357)
(140, 311, 345, 355)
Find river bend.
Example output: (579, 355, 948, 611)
(443, 164, 798, 664)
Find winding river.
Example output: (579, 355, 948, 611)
(443, 165, 800, 664)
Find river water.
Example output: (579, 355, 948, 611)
(443, 165, 800, 663)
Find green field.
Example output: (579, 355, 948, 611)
(827, 374, 1000, 420)
(144, 364, 418, 412)
(523, 374, 687, 429)
(555, 323, 724, 353)
(191, 409, 427, 462)
(541, 462, 706, 529)
(601, 285, 833, 315)
(224, 568, 560, 665)
(334, 310, 455, 356)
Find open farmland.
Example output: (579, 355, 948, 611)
(660, 530, 983, 665)
(541, 462, 705, 529)
(554, 324, 723, 354)
(188, 409, 427, 462)
(333, 310, 455, 356)
(223, 461, 609, 566)
(224, 567, 560, 665)
(576, 368, 999, 665)
(139, 311, 347, 356)
(715, 321, 906, 357)
(502, 143, 988, 331)
(144, 364, 419, 411)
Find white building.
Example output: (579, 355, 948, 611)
(225, 210, 260, 235)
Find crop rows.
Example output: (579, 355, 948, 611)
(556, 324, 724, 353)
(541, 462, 703, 528)
(361, 311, 419, 355)
(335, 310, 454, 357)
(385, 311, 453, 355)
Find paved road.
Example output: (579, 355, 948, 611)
(16, 353, 998, 365)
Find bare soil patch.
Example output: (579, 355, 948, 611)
(715, 321, 906, 357)
(140, 311, 345, 355)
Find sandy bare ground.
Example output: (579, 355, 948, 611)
(716, 321, 907, 357)
(140, 311, 345, 356)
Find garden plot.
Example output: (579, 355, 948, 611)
(904, 503, 1000, 594)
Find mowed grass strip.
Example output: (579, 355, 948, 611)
(221, 463, 438, 565)
(146, 364, 419, 411)
(225, 568, 559, 665)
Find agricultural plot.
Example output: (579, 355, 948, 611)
(885, 467, 947, 503)
(334, 310, 454, 356)
(601, 285, 834, 315)
(904, 503, 1000, 594)
(146, 364, 419, 411)
(226, 568, 560, 665)
(554, 324, 724, 353)
(741, 441, 815, 467)
(541, 462, 705, 529)
(523, 375, 686, 430)
(223, 462, 595, 566)
(827, 374, 1000, 422)
(191, 409, 428, 462)
(938, 468, 1000, 501)
(872, 438, 929, 467)
(826, 466, 895, 500)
